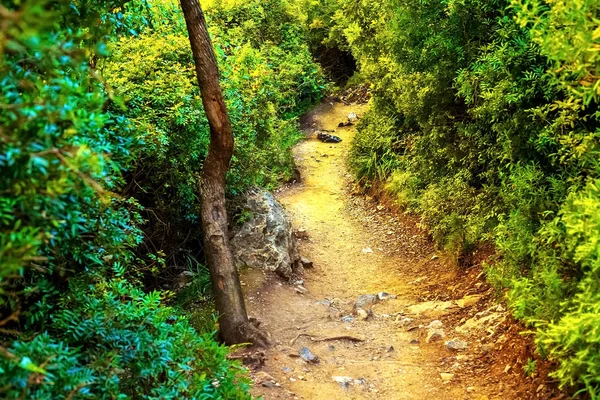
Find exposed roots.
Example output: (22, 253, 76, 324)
(236, 319, 271, 348)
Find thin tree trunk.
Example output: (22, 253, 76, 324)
(180, 0, 268, 347)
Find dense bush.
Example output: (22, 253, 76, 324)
(318, 0, 600, 395)
(0, 0, 325, 397)
(102, 0, 325, 253)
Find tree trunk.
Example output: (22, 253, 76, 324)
(180, 0, 268, 347)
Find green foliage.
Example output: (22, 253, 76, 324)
(1, 279, 250, 399)
(101, 0, 325, 230)
(324, 0, 600, 395)
(1, 0, 328, 397)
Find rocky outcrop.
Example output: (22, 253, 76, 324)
(231, 188, 302, 278)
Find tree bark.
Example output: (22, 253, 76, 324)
(180, 0, 268, 347)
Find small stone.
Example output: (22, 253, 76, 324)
(440, 373, 455, 383)
(294, 280, 304, 286)
(426, 329, 446, 343)
(395, 316, 414, 327)
(330, 298, 344, 308)
(348, 112, 359, 123)
(295, 286, 307, 294)
(536, 384, 545, 393)
(427, 320, 444, 329)
(361, 247, 373, 254)
(356, 308, 369, 320)
(255, 371, 278, 387)
(446, 339, 468, 351)
(282, 367, 293, 374)
(455, 295, 482, 308)
(480, 343, 495, 354)
(300, 256, 313, 268)
(328, 345, 335, 351)
(467, 387, 475, 393)
(299, 347, 319, 363)
(296, 229, 309, 239)
(355, 294, 378, 308)
(175, 271, 196, 289)
(333, 376, 353, 386)
(377, 292, 397, 301)
(410, 339, 420, 345)
(341, 315, 354, 323)
(317, 132, 342, 143)
(354, 378, 367, 386)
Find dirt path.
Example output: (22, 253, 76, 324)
(241, 102, 520, 400)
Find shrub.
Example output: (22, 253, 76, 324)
(327, 0, 600, 394)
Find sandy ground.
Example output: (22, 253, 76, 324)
(240, 102, 519, 400)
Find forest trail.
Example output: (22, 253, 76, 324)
(241, 102, 519, 400)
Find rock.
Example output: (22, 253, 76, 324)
(317, 132, 342, 143)
(427, 320, 444, 329)
(455, 295, 482, 308)
(175, 271, 196, 290)
(231, 188, 302, 278)
(333, 376, 353, 384)
(426, 329, 446, 343)
(295, 286, 307, 294)
(440, 373, 455, 383)
(354, 377, 367, 386)
(361, 247, 373, 254)
(294, 279, 304, 286)
(299, 347, 319, 364)
(287, 167, 301, 184)
(395, 316, 414, 327)
(446, 339, 468, 351)
(356, 308, 369, 320)
(456, 310, 506, 334)
(377, 292, 397, 301)
(341, 315, 354, 323)
(480, 343, 495, 354)
(410, 339, 420, 345)
(348, 112, 359, 123)
(407, 300, 457, 315)
(254, 371, 278, 387)
(300, 256, 313, 269)
(355, 294, 378, 309)
(330, 298, 344, 308)
(282, 367, 293, 374)
(333, 376, 353, 390)
(295, 228, 309, 240)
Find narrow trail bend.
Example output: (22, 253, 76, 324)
(242, 102, 517, 400)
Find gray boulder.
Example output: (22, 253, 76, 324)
(231, 188, 302, 278)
